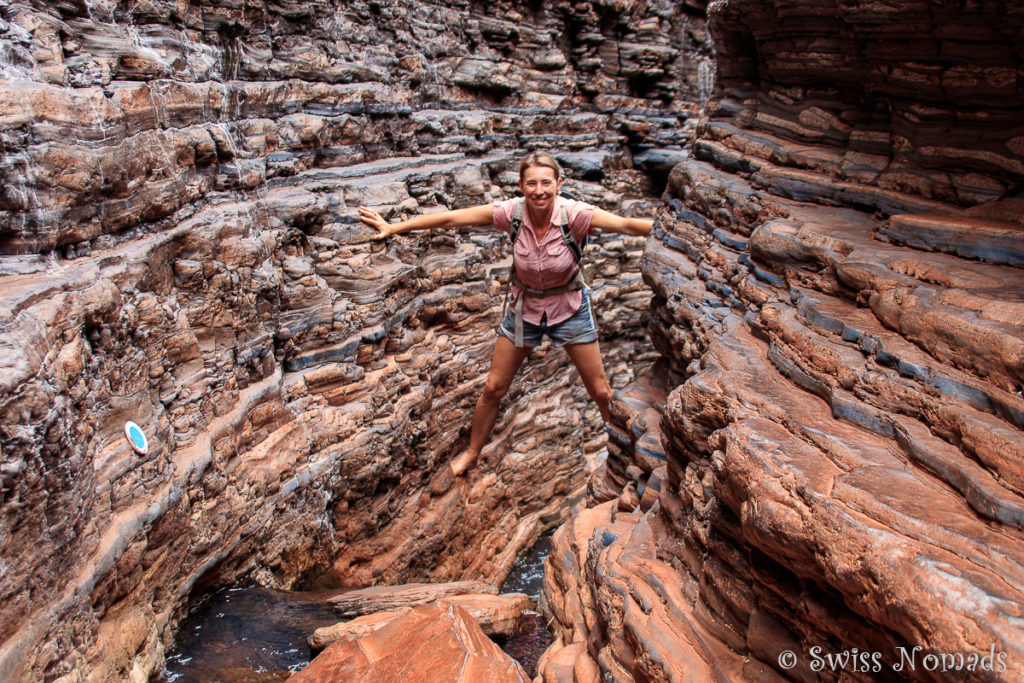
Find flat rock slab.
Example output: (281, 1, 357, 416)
(292, 602, 529, 683)
(881, 213, 1024, 266)
(310, 592, 532, 649)
(326, 580, 498, 617)
(309, 610, 407, 650)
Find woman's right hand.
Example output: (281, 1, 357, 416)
(359, 206, 395, 240)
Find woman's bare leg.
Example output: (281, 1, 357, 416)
(451, 335, 531, 475)
(564, 341, 613, 423)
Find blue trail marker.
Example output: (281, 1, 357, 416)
(123, 421, 149, 455)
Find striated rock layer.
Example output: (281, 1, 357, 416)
(543, 0, 1024, 681)
(0, 0, 711, 255)
(0, 0, 706, 680)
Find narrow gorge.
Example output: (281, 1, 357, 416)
(1, 0, 1022, 681)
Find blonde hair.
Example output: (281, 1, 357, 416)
(518, 151, 562, 181)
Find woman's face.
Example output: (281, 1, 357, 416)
(519, 165, 562, 213)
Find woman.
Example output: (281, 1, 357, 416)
(359, 152, 652, 479)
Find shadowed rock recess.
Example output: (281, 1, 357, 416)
(540, 1, 1024, 682)
(0, 0, 708, 680)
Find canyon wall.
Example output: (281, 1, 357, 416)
(0, 1, 707, 680)
(8, 0, 1023, 680)
(542, 0, 1024, 681)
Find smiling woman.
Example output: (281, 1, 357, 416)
(358, 151, 653, 482)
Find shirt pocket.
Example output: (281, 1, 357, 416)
(543, 243, 578, 284)
(545, 240, 568, 258)
(513, 239, 535, 266)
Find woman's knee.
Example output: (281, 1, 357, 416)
(481, 377, 511, 403)
(592, 381, 613, 407)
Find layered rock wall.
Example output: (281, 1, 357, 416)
(0, 1, 706, 680)
(543, 1, 1024, 681)
(706, 0, 1024, 209)
(0, 0, 712, 254)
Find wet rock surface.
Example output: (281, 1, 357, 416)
(0, 0, 698, 680)
(542, 1, 1024, 681)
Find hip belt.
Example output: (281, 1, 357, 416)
(505, 269, 587, 347)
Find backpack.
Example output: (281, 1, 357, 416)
(503, 191, 588, 347)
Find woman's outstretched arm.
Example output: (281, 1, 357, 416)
(359, 204, 495, 240)
(589, 207, 653, 237)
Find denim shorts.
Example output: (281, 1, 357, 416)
(498, 287, 598, 348)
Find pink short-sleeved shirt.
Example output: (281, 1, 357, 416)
(492, 196, 595, 326)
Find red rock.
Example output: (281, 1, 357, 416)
(549, 2, 1024, 675)
(442, 593, 532, 638)
(880, 213, 1024, 267)
(325, 580, 498, 617)
(308, 610, 407, 651)
(291, 603, 529, 683)
(310, 591, 531, 648)
(6, 0, 1024, 681)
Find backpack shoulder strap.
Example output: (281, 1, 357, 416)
(509, 197, 526, 245)
(558, 203, 584, 263)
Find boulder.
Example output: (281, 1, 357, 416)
(291, 603, 530, 683)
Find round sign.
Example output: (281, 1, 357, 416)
(124, 421, 149, 455)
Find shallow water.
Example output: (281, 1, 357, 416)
(165, 530, 556, 680)
(163, 586, 341, 682)
(499, 528, 553, 599)
(496, 528, 556, 676)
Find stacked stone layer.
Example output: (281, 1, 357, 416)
(706, 0, 1024, 209)
(0, 0, 705, 680)
(0, 0, 711, 254)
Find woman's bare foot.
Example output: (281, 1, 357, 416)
(450, 450, 479, 477)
